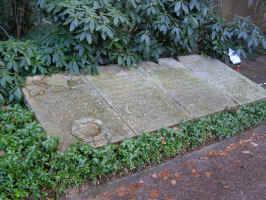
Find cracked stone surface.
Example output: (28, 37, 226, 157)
(23, 56, 266, 150)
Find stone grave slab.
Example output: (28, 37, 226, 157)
(23, 74, 134, 150)
(86, 65, 190, 135)
(23, 56, 266, 150)
(178, 55, 266, 104)
(138, 58, 236, 118)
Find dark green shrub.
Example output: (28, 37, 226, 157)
(199, 15, 266, 62)
(38, 0, 266, 64)
(0, 0, 265, 105)
(0, 40, 48, 105)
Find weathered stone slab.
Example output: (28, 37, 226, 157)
(23, 74, 134, 150)
(86, 65, 190, 135)
(138, 58, 236, 118)
(178, 55, 266, 104)
(23, 56, 266, 150)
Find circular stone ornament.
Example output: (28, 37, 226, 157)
(72, 118, 103, 142)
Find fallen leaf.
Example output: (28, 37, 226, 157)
(192, 169, 200, 178)
(223, 185, 230, 190)
(243, 139, 252, 143)
(184, 112, 190, 117)
(207, 152, 217, 157)
(225, 143, 237, 151)
(129, 182, 143, 191)
(160, 136, 166, 145)
(103, 192, 113, 199)
(219, 151, 227, 156)
(205, 172, 211, 178)
(1, 106, 6, 111)
(239, 139, 245, 145)
(11, 118, 16, 121)
(264, 134, 266, 138)
(241, 150, 251, 154)
(165, 197, 173, 200)
(150, 189, 159, 198)
(116, 187, 126, 197)
(151, 173, 158, 179)
(170, 179, 176, 186)
(160, 170, 169, 180)
(250, 142, 258, 147)
(183, 162, 189, 169)
(174, 173, 180, 179)
(173, 126, 179, 131)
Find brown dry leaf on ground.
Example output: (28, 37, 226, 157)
(174, 173, 180, 179)
(241, 150, 252, 154)
(160, 170, 169, 180)
(219, 151, 227, 156)
(150, 189, 159, 198)
(160, 136, 166, 145)
(192, 169, 200, 178)
(205, 172, 212, 178)
(116, 186, 126, 197)
(207, 152, 217, 157)
(183, 162, 189, 169)
(129, 182, 144, 191)
(233, 160, 241, 164)
(151, 173, 158, 179)
(170, 179, 177, 186)
(173, 126, 179, 131)
(250, 142, 258, 147)
(225, 143, 237, 152)
(224, 186, 230, 190)
(165, 197, 174, 200)
(103, 192, 112, 199)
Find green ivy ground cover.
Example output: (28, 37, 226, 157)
(0, 101, 266, 199)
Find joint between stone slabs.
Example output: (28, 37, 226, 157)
(82, 76, 138, 137)
(137, 67, 194, 119)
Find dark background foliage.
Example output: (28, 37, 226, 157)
(0, 0, 265, 106)
(0, 0, 38, 40)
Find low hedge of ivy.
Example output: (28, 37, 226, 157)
(1, 101, 266, 199)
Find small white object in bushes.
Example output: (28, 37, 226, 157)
(228, 48, 241, 64)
